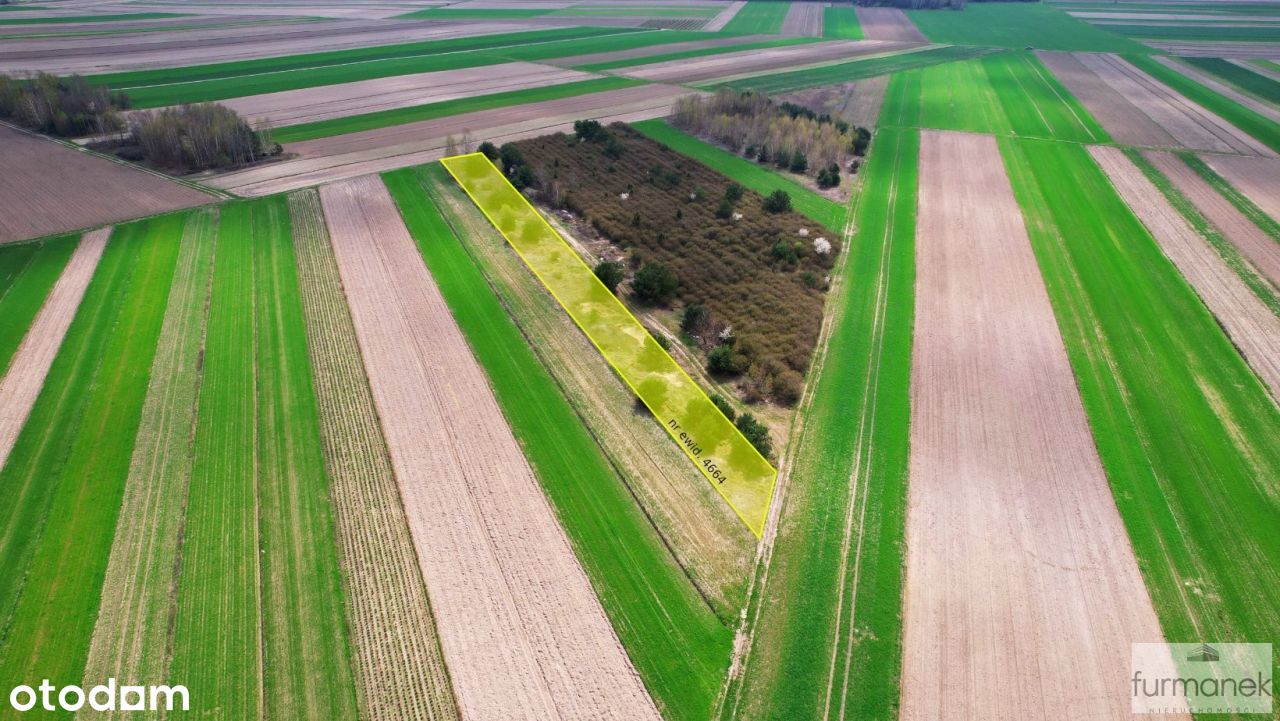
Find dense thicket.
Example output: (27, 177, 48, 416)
(509, 124, 839, 405)
(125, 103, 276, 172)
(0, 73, 124, 137)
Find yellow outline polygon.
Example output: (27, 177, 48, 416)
(441, 152, 777, 537)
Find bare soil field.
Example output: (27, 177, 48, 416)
(781, 75, 890, 129)
(545, 31, 765, 67)
(1036, 50, 1178, 147)
(780, 0, 821, 37)
(0, 227, 108, 472)
(1154, 55, 1280, 123)
(318, 175, 660, 721)
(1078, 52, 1276, 156)
(209, 83, 688, 196)
(702, 0, 744, 32)
(901, 130, 1180, 721)
(216, 62, 596, 128)
(289, 189, 458, 721)
(1148, 150, 1280, 286)
(0, 14, 300, 38)
(617, 39, 912, 83)
(0, 125, 213, 244)
(855, 7, 927, 42)
(1093, 146, 1280, 397)
(1146, 41, 1280, 58)
(1203, 152, 1280, 221)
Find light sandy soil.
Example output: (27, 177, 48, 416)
(209, 83, 689, 196)
(545, 31, 765, 67)
(1077, 52, 1277, 156)
(780, 0, 821, 37)
(318, 176, 660, 721)
(0, 227, 108, 473)
(617, 39, 912, 83)
(702, 0, 744, 32)
(0, 19, 525, 74)
(289, 189, 459, 721)
(1093, 146, 1280, 398)
(215, 62, 597, 128)
(1036, 50, 1179, 146)
(1155, 55, 1280, 123)
(1146, 41, 1280, 58)
(1202, 152, 1280, 222)
(1147, 150, 1280, 287)
(0, 125, 213, 244)
(781, 75, 890, 129)
(855, 7, 927, 42)
(901, 130, 1183, 721)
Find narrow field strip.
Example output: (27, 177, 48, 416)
(1200, 152, 1280, 225)
(289, 188, 459, 721)
(1091, 146, 1280, 398)
(703, 1, 745, 32)
(1036, 50, 1178, 148)
(855, 7, 925, 43)
(722, 127, 917, 721)
(721, 1, 788, 34)
(1158, 55, 1280, 123)
(319, 175, 660, 721)
(983, 51, 1110, 143)
(822, 6, 861, 39)
(998, 137, 1280, 700)
(385, 166, 734, 721)
(707, 45, 996, 95)
(77, 209, 216, 718)
(885, 57, 1013, 136)
(902, 131, 1179, 720)
(0, 234, 78, 378)
(576, 38, 817, 72)
(0, 219, 179, 702)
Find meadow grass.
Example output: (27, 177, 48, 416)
(631, 119, 846, 229)
(1182, 56, 1280, 106)
(271, 76, 644, 142)
(721, 1, 789, 34)
(907, 3, 1151, 52)
(0, 216, 181, 705)
(384, 165, 732, 721)
(1126, 53, 1280, 153)
(998, 136, 1280, 682)
(822, 5, 861, 39)
(0, 234, 77, 377)
(576, 37, 817, 72)
(721, 126, 917, 721)
(705, 45, 998, 94)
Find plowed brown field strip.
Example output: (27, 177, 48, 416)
(855, 7, 926, 43)
(1202, 152, 1280, 222)
(901, 130, 1181, 721)
(616, 39, 908, 83)
(781, 1, 821, 36)
(702, 1, 744, 32)
(318, 175, 659, 721)
(1036, 50, 1178, 147)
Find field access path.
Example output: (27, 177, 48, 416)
(901, 131, 1181, 721)
(318, 175, 660, 721)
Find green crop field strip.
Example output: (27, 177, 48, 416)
(1103, 24, 1280, 42)
(398, 7, 553, 18)
(721, 1, 789, 34)
(384, 166, 732, 721)
(982, 51, 1109, 142)
(553, 4, 719, 17)
(723, 126, 917, 721)
(705, 45, 999, 94)
(0, 217, 180, 701)
(1181, 56, 1280, 106)
(0, 234, 77, 377)
(632, 119, 846, 229)
(271, 77, 644, 142)
(998, 137, 1280, 684)
(1126, 53, 1280, 154)
(576, 37, 817, 72)
(908, 3, 1150, 52)
(1051, 1, 1280, 16)
(823, 6, 861, 39)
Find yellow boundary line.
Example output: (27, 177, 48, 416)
(441, 152, 776, 537)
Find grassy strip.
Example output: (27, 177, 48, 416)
(721, 1, 789, 34)
(1104, 23, 1280, 42)
(577, 37, 817, 72)
(384, 165, 732, 721)
(1183, 56, 1280, 106)
(1123, 148, 1280, 316)
(273, 76, 643, 143)
(983, 51, 1110, 142)
(998, 136, 1280, 686)
(0, 217, 181, 702)
(1127, 53, 1280, 154)
(398, 7, 552, 18)
(907, 3, 1151, 52)
(1179, 151, 1280, 241)
(706, 45, 999, 94)
(0, 234, 77, 377)
(632, 119, 845, 229)
(722, 127, 917, 721)
(0, 12, 185, 24)
(823, 6, 861, 39)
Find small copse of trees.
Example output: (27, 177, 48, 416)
(126, 103, 275, 172)
(0, 72, 124, 137)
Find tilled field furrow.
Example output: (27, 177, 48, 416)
(1202, 152, 1280, 223)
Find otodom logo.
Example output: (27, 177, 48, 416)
(8, 679, 188, 713)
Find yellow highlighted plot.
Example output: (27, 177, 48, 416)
(442, 153, 777, 537)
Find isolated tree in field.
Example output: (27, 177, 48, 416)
(574, 119, 606, 142)
(715, 199, 734, 219)
(816, 163, 841, 189)
(681, 303, 710, 336)
(724, 183, 745, 204)
(763, 190, 792, 213)
(632, 263, 678, 305)
(594, 260, 625, 294)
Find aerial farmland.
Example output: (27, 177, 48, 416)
(0, 0, 1277, 718)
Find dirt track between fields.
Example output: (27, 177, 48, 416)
(780, 1, 821, 36)
(1203, 152, 1280, 222)
(0, 227, 108, 473)
(616, 39, 914, 83)
(855, 7, 926, 42)
(319, 175, 660, 721)
(0, 124, 213, 244)
(1148, 150, 1280, 287)
(901, 130, 1183, 721)
(1037, 50, 1179, 147)
(702, 0, 744, 31)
